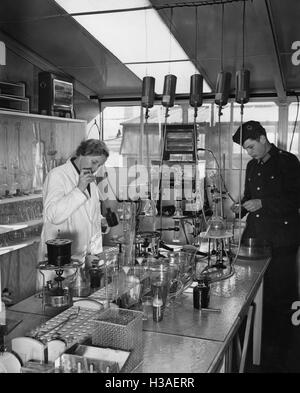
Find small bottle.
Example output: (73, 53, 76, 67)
(0, 300, 6, 326)
(152, 284, 163, 322)
(201, 278, 210, 308)
(106, 208, 119, 227)
(89, 263, 101, 289)
(193, 282, 202, 310)
(77, 362, 82, 373)
(89, 363, 95, 373)
(193, 279, 210, 309)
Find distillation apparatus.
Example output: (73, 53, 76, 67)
(196, 2, 233, 283)
(196, 0, 251, 283)
(111, 2, 250, 288)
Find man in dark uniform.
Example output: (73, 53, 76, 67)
(232, 120, 300, 372)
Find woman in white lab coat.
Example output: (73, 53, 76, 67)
(37, 139, 109, 289)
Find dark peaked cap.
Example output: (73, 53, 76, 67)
(232, 120, 267, 145)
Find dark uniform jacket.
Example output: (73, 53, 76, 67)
(241, 144, 300, 248)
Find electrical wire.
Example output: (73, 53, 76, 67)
(194, 6, 199, 74)
(221, 2, 224, 72)
(144, 8, 149, 77)
(168, 7, 174, 75)
(289, 93, 299, 152)
(87, 120, 101, 139)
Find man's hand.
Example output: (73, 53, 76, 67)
(230, 203, 240, 214)
(242, 199, 262, 212)
(78, 169, 95, 192)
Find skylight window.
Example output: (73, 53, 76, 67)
(55, 0, 211, 94)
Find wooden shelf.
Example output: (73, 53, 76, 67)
(0, 236, 40, 256)
(0, 218, 42, 235)
(0, 194, 42, 205)
(0, 109, 86, 124)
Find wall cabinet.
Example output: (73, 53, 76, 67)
(0, 111, 87, 303)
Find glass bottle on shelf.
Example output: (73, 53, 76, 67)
(0, 162, 8, 198)
(10, 159, 22, 196)
(0, 184, 8, 199)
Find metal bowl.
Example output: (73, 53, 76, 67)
(242, 237, 270, 248)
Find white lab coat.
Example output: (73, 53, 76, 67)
(37, 159, 104, 289)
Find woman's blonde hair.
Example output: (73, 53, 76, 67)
(76, 139, 109, 157)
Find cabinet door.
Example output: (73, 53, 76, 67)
(0, 242, 39, 304)
(18, 242, 40, 300)
(0, 251, 19, 302)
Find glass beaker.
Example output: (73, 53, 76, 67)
(71, 265, 91, 297)
(149, 259, 171, 309)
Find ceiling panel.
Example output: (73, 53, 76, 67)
(0, 0, 300, 99)
(0, 0, 142, 98)
(151, 0, 280, 94)
(268, 0, 300, 91)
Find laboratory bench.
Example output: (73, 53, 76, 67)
(3, 255, 270, 373)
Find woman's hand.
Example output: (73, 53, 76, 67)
(78, 168, 95, 192)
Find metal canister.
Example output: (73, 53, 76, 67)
(193, 279, 210, 309)
(193, 283, 202, 310)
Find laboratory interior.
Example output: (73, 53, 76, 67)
(0, 0, 299, 374)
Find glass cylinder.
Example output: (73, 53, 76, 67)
(149, 259, 171, 308)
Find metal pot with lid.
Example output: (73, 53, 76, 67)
(46, 238, 72, 266)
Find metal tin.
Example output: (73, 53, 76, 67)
(46, 238, 72, 266)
